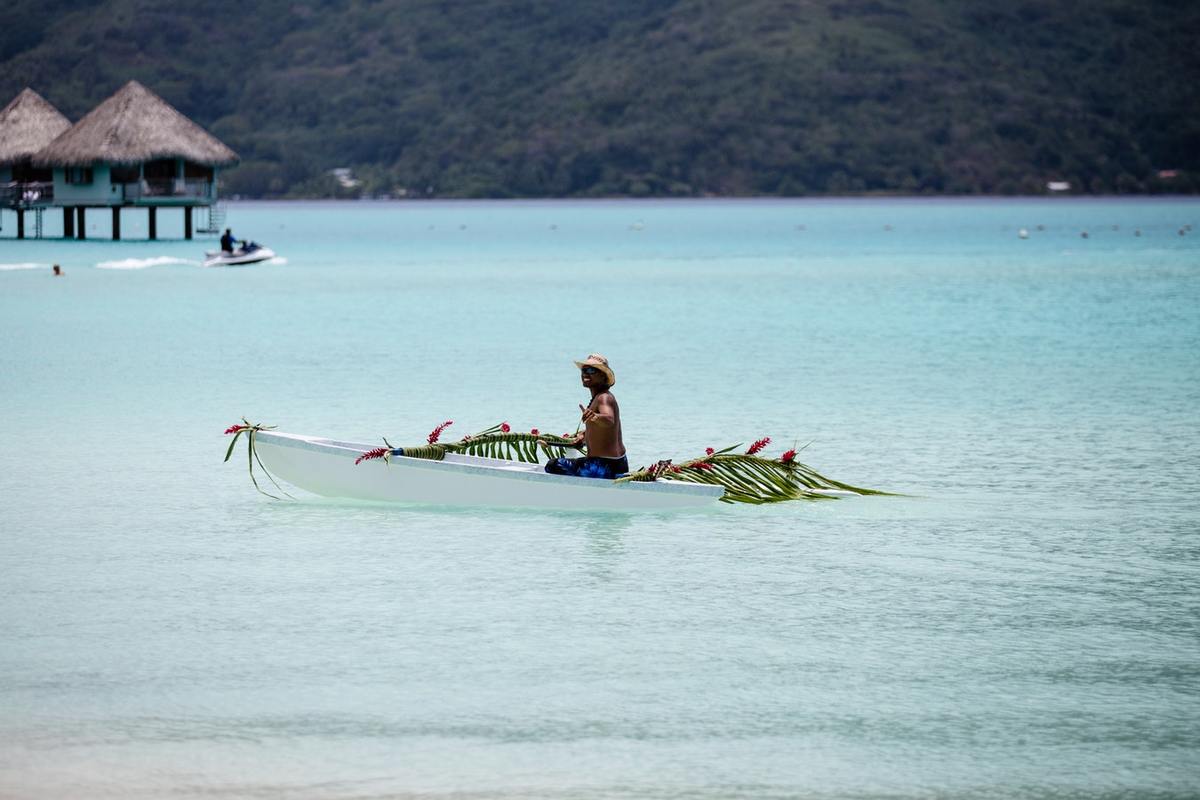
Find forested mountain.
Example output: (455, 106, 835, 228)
(2, 0, 1197, 197)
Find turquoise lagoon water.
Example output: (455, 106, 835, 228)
(1, 198, 1198, 798)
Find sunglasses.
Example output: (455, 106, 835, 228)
(580, 367, 601, 376)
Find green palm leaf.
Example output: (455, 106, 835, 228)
(615, 451, 891, 504)
(387, 428, 582, 464)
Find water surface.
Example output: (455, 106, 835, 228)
(2, 198, 1199, 798)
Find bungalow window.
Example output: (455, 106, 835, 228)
(12, 161, 52, 183)
(144, 159, 177, 180)
(111, 165, 139, 183)
(65, 167, 94, 185)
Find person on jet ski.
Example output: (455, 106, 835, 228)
(220, 228, 238, 253)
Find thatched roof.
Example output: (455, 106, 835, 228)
(34, 80, 238, 167)
(0, 88, 71, 165)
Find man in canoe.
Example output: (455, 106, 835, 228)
(544, 354, 629, 479)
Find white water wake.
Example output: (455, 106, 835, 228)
(95, 256, 199, 270)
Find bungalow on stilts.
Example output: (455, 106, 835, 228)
(0, 89, 71, 239)
(29, 80, 238, 240)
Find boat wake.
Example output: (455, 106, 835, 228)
(0, 262, 49, 271)
(267, 256, 288, 265)
(95, 256, 199, 270)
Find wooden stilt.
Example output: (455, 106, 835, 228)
(16, 209, 24, 239)
(77, 207, 86, 240)
(112, 207, 121, 240)
(184, 206, 193, 240)
(63, 207, 74, 238)
(148, 207, 157, 240)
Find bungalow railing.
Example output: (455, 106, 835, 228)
(120, 180, 213, 200)
(2, 181, 54, 207)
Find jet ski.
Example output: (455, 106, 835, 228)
(203, 241, 277, 267)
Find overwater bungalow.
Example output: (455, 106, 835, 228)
(31, 80, 238, 240)
(0, 89, 72, 238)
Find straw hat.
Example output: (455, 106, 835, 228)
(574, 353, 615, 386)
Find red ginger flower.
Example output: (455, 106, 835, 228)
(530, 428, 539, 435)
(355, 447, 389, 465)
(747, 437, 771, 455)
(427, 420, 453, 444)
(500, 422, 511, 433)
(780, 449, 797, 464)
(705, 447, 715, 456)
(224, 424, 247, 435)
(644, 460, 673, 479)
(693, 461, 713, 470)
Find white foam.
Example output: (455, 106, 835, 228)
(0, 262, 48, 271)
(95, 256, 198, 270)
(267, 257, 288, 265)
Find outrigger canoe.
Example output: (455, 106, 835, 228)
(252, 431, 726, 511)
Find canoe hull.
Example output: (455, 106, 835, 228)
(251, 431, 724, 511)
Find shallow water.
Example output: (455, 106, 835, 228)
(2, 198, 1199, 798)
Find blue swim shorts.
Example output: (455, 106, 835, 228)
(544, 455, 630, 479)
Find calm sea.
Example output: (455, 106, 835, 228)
(2, 198, 1198, 798)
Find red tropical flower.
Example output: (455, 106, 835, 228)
(693, 461, 713, 470)
(746, 437, 771, 455)
(355, 447, 389, 465)
(530, 428, 539, 435)
(500, 422, 511, 433)
(644, 460, 673, 479)
(705, 447, 715, 456)
(224, 424, 247, 435)
(670, 465, 682, 473)
(780, 449, 797, 464)
(427, 420, 453, 444)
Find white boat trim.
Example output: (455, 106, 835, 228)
(251, 431, 726, 511)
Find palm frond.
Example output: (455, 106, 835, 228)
(387, 427, 582, 464)
(222, 418, 293, 500)
(616, 451, 890, 504)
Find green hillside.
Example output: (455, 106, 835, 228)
(2, 0, 1197, 197)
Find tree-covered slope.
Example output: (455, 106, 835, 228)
(2, 0, 1197, 197)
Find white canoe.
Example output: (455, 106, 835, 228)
(252, 431, 725, 511)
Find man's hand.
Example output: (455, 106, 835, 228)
(580, 401, 614, 427)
